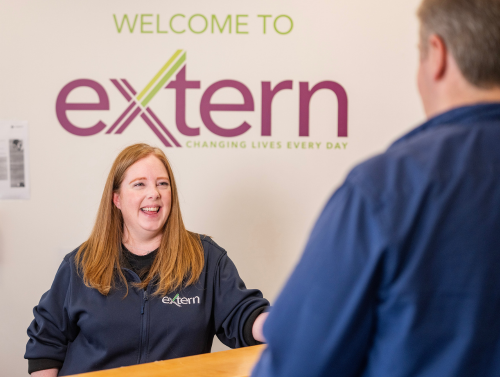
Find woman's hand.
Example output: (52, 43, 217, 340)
(31, 368, 58, 377)
(252, 312, 269, 343)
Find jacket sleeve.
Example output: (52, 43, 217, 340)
(251, 181, 385, 377)
(213, 251, 269, 348)
(25, 257, 79, 363)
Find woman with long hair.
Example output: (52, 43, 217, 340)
(25, 143, 269, 376)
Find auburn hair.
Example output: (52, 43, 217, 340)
(75, 143, 204, 296)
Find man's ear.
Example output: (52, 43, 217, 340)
(428, 34, 448, 81)
(113, 192, 121, 210)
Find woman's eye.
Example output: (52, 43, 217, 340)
(158, 181, 169, 186)
(134, 182, 144, 187)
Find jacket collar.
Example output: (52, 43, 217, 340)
(392, 102, 500, 147)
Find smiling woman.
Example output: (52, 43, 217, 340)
(77, 144, 203, 295)
(114, 155, 172, 233)
(25, 143, 270, 376)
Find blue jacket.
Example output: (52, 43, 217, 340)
(25, 236, 268, 376)
(252, 104, 500, 377)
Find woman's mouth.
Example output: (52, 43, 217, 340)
(141, 207, 160, 214)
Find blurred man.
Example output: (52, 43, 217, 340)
(252, 0, 500, 376)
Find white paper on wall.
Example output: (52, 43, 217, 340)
(0, 121, 30, 199)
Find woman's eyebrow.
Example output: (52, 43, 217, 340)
(129, 177, 146, 184)
(157, 176, 169, 181)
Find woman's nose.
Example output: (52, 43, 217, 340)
(147, 185, 161, 199)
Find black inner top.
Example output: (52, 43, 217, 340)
(121, 244, 158, 280)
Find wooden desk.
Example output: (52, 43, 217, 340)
(71, 345, 265, 377)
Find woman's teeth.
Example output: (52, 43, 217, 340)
(141, 207, 159, 213)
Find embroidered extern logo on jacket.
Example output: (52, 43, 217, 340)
(162, 293, 200, 307)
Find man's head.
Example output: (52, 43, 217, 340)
(417, 0, 500, 117)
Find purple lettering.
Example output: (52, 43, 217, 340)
(299, 81, 348, 137)
(200, 80, 254, 137)
(261, 80, 293, 136)
(56, 79, 109, 136)
(165, 66, 201, 136)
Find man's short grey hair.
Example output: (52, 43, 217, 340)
(418, 0, 500, 88)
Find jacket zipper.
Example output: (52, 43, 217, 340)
(138, 289, 149, 364)
(124, 269, 152, 365)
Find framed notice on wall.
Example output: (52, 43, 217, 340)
(0, 121, 30, 200)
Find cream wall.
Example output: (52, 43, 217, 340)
(0, 0, 422, 375)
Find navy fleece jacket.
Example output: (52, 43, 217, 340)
(25, 236, 269, 375)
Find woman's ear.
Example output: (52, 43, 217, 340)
(113, 192, 121, 210)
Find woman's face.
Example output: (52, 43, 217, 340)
(113, 154, 172, 241)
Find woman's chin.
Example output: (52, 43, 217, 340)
(138, 221, 166, 235)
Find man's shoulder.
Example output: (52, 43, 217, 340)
(347, 123, 471, 200)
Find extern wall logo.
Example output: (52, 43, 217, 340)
(162, 293, 201, 307)
(55, 49, 348, 149)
